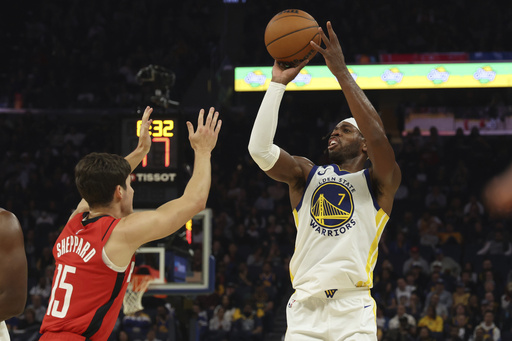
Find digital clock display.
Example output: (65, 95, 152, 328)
(121, 116, 181, 207)
(122, 118, 179, 170)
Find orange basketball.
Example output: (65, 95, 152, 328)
(264, 9, 321, 68)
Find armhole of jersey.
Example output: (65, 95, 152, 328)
(102, 248, 129, 273)
(363, 168, 380, 211)
(295, 165, 318, 212)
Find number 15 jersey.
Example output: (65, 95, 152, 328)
(40, 213, 134, 341)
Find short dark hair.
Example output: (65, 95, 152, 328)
(75, 153, 131, 208)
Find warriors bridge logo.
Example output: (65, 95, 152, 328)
(310, 182, 355, 236)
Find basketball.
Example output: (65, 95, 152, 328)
(264, 9, 321, 68)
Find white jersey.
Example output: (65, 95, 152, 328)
(290, 164, 389, 300)
(0, 321, 9, 341)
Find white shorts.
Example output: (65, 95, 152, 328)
(285, 289, 377, 341)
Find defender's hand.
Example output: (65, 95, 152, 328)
(187, 107, 222, 153)
(138, 106, 153, 154)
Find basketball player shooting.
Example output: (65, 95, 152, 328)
(0, 209, 27, 340)
(248, 21, 401, 340)
(40, 106, 221, 340)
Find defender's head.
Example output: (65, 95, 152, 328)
(75, 153, 132, 210)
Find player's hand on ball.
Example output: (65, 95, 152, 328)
(187, 107, 222, 153)
(271, 59, 309, 86)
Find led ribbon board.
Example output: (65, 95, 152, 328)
(235, 62, 512, 91)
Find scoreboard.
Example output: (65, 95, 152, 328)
(121, 115, 182, 207)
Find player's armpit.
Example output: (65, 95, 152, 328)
(0, 211, 27, 321)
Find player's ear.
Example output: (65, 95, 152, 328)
(361, 138, 368, 153)
(114, 185, 123, 200)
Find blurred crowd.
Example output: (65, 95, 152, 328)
(3, 0, 512, 110)
(2, 108, 512, 341)
(3, 0, 512, 341)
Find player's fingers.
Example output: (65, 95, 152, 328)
(211, 111, 220, 130)
(310, 39, 324, 53)
(197, 108, 205, 127)
(142, 106, 153, 122)
(214, 119, 222, 135)
(297, 58, 309, 70)
(186, 121, 194, 137)
(205, 107, 214, 128)
(326, 21, 339, 43)
(317, 26, 330, 46)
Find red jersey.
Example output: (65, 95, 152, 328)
(40, 213, 135, 341)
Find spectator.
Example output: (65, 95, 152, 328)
(14, 307, 40, 335)
(154, 305, 174, 341)
(417, 305, 444, 336)
(463, 194, 485, 217)
(28, 276, 51, 302)
(415, 326, 436, 341)
(452, 313, 472, 341)
(425, 185, 447, 213)
(452, 283, 471, 309)
(424, 279, 453, 316)
(144, 329, 162, 341)
(230, 301, 263, 341)
(396, 278, 415, 307)
(500, 282, 512, 338)
(403, 247, 430, 276)
(408, 291, 423, 321)
(477, 229, 512, 256)
(207, 305, 232, 341)
(472, 310, 500, 341)
(431, 248, 461, 279)
(122, 310, 153, 341)
(384, 316, 415, 341)
(389, 304, 416, 331)
(445, 324, 464, 341)
(26, 294, 46, 323)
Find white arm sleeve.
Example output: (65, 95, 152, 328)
(248, 82, 286, 171)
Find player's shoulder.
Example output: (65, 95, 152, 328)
(0, 208, 20, 226)
(0, 209, 22, 243)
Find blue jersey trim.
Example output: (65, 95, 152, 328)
(295, 165, 318, 212)
(363, 168, 380, 211)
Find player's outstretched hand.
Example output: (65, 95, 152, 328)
(187, 107, 222, 154)
(138, 106, 153, 154)
(311, 21, 347, 76)
(271, 59, 309, 86)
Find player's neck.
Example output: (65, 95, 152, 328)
(337, 158, 366, 173)
(88, 205, 121, 219)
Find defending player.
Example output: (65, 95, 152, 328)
(248, 22, 401, 340)
(40, 106, 221, 340)
(0, 209, 28, 340)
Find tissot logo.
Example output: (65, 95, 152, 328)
(134, 173, 177, 182)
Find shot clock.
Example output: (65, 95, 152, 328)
(121, 114, 181, 207)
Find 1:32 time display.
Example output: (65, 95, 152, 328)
(136, 119, 175, 167)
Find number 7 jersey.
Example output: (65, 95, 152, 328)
(289, 165, 389, 300)
(40, 213, 134, 341)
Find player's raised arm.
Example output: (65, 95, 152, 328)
(0, 209, 27, 322)
(68, 106, 154, 221)
(248, 61, 314, 205)
(311, 22, 401, 213)
(106, 107, 221, 266)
